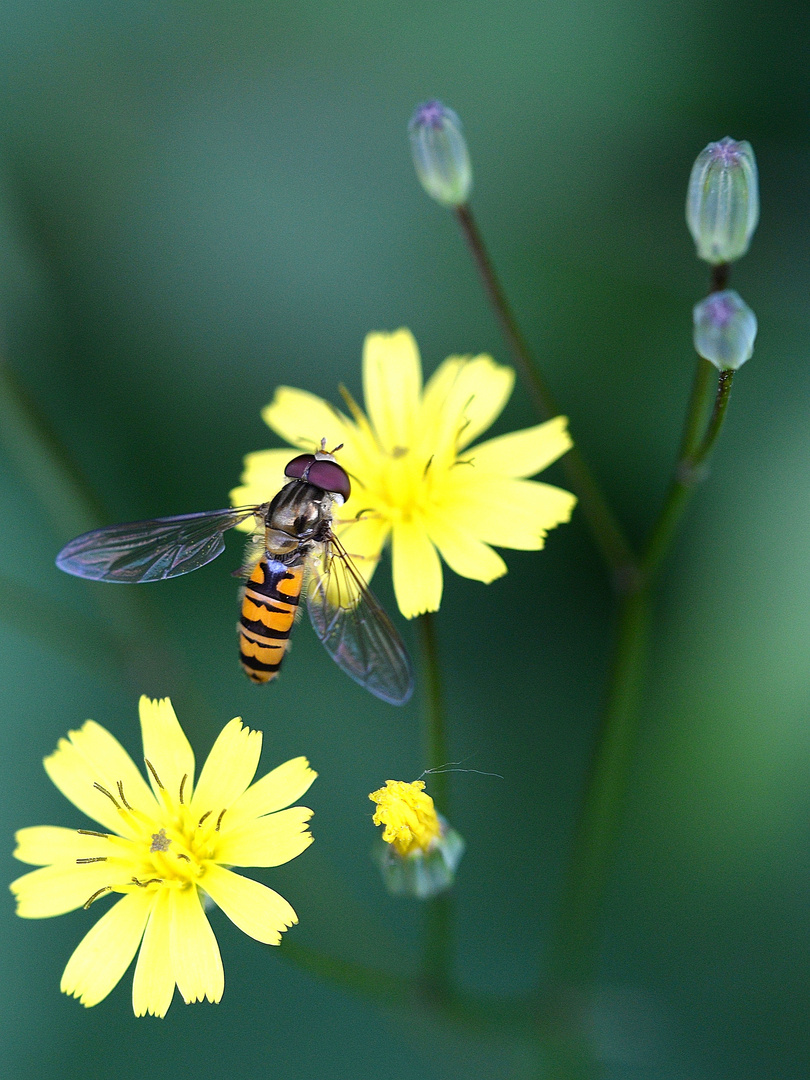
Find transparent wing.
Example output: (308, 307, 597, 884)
(56, 507, 263, 583)
(306, 535, 414, 706)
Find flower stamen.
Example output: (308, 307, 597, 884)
(77, 829, 109, 838)
(83, 885, 113, 909)
(93, 782, 121, 809)
(215, 809, 227, 832)
(116, 781, 133, 810)
(198, 810, 212, 828)
(178, 774, 188, 804)
(76, 856, 107, 864)
(132, 876, 163, 888)
(144, 758, 163, 788)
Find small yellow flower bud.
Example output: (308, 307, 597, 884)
(693, 289, 757, 371)
(369, 779, 464, 898)
(686, 137, 759, 265)
(409, 100, 472, 208)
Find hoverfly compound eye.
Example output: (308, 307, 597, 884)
(284, 454, 316, 479)
(306, 459, 351, 501)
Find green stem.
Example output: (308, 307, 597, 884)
(280, 940, 539, 1037)
(642, 368, 735, 580)
(0, 354, 213, 708)
(548, 354, 737, 991)
(416, 611, 453, 1000)
(454, 203, 637, 586)
(0, 358, 106, 540)
(547, 586, 649, 989)
(417, 611, 449, 814)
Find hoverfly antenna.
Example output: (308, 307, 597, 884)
(330, 442, 344, 454)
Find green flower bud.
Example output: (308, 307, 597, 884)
(686, 137, 759, 264)
(693, 289, 757, 370)
(369, 779, 465, 898)
(409, 100, 472, 208)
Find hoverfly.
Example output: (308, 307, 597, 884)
(56, 446, 414, 705)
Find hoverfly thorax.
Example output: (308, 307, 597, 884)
(265, 481, 333, 547)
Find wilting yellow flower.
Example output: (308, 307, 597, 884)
(370, 779, 442, 856)
(230, 328, 576, 619)
(369, 779, 464, 898)
(10, 697, 316, 1017)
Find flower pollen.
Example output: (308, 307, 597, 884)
(369, 779, 442, 857)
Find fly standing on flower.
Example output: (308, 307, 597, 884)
(56, 443, 414, 705)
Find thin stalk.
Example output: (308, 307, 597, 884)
(548, 271, 739, 991)
(416, 611, 453, 1001)
(547, 586, 649, 989)
(454, 203, 637, 586)
(642, 368, 735, 580)
(417, 611, 449, 814)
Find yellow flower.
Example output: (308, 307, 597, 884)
(369, 779, 441, 856)
(369, 779, 464, 898)
(230, 328, 576, 619)
(10, 697, 316, 1017)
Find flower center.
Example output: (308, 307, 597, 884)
(369, 779, 442, 857)
(82, 765, 229, 907)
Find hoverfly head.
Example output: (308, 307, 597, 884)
(284, 447, 351, 503)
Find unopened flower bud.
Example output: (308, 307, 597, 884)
(369, 779, 464, 898)
(409, 100, 472, 208)
(686, 138, 759, 264)
(693, 289, 757, 370)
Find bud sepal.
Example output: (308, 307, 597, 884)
(693, 289, 757, 371)
(369, 779, 465, 899)
(686, 137, 759, 265)
(409, 100, 472, 208)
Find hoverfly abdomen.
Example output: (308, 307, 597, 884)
(238, 556, 304, 684)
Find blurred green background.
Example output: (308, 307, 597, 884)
(1, 1, 809, 1077)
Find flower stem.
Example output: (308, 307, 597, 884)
(454, 203, 637, 586)
(548, 344, 737, 991)
(416, 611, 453, 1000)
(642, 367, 735, 580)
(547, 585, 649, 989)
(417, 611, 450, 815)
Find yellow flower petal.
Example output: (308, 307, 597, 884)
(190, 718, 262, 815)
(425, 511, 508, 583)
(261, 386, 351, 453)
(421, 354, 515, 455)
(448, 475, 577, 550)
(61, 891, 153, 1007)
(11, 861, 123, 918)
(470, 416, 573, 478)
(202, 864, 297, 945)
(235, 448, 295, 494)
(229, 757, 317, 823)
(391, 518, 443, 618)
(132, 889, 175, 1018)
(169, 887, 224, 1005)
(362, 329, 423, 453)
(217, 806, 313, 867)
(139, 697, 195, 805)
(13, 825, 123, 867)
(44, 721, 155, 838)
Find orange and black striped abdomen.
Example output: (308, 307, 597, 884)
(238, 556, 304, 684)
